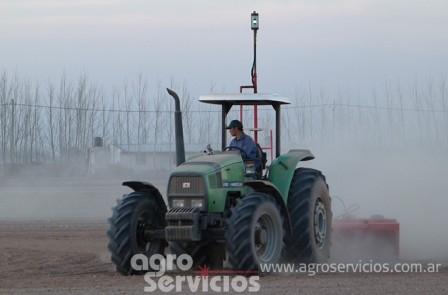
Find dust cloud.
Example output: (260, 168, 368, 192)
(0, 143, 447, 263)
(305, 143, 448, 261)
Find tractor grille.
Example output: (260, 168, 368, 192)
(168, 176, 205, 196)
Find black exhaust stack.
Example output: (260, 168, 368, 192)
(166, 88, 186, 165)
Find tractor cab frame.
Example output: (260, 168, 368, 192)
(199, 93, 290, 158)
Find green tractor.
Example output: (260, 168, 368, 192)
(107, 91, 332, 274)
(107, 11, 331, 274)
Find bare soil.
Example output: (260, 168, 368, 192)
(0, 222, 447, 295)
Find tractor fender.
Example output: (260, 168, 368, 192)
(268, 149, 315, 201)
(122, 181, 166, 208)
(244, 180, 292, 236)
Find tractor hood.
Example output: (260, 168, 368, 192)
(172, 152, 243, 175)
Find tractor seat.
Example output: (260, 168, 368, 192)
(255, 143, 267, 179)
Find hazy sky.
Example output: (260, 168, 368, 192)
(1, 0, 447, 96)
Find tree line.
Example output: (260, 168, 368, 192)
(1, 72, 447, 164)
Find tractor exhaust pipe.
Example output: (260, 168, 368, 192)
(166, 88, 186, 165)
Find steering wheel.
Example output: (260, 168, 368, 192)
(223, 146, 248, 160)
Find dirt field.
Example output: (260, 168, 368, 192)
(0, 221, 447, 295)
(1, 159, 448, 294)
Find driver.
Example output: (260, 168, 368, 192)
(226, 120, 259, 168)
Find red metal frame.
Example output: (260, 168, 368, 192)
(260, 129, 274, 162)
(333, 218, 400, 258)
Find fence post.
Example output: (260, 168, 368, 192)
(1, 101, 5, 163)
(10, 99, 15, 163)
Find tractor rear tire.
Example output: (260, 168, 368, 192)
(107, 192, 167, 275)
(226, 192, 284, 270)
(283, 168, 332, 263)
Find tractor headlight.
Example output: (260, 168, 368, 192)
(191, 199, 204, 209)
(172, 199, 185, 208)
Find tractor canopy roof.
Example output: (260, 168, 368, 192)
(199, 93, 291, 106)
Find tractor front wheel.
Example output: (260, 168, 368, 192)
(107, 192, 167, 275)
(226, 192, 284, 270)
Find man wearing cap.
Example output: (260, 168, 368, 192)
(226, 119, 259, 167)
